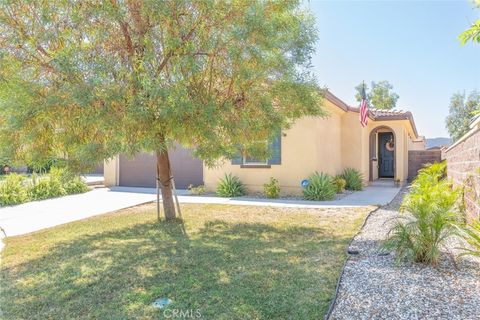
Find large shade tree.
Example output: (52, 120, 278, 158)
(445, 91, 480, 142)
(0, 0, 324, 219)
(354, 80, 399, 110)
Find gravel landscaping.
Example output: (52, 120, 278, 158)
(237, 190, 354, 201)
(329, 187, 480, 320)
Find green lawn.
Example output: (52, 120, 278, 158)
(0, 203, 373, 319)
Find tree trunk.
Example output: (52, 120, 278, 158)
(156, 149, 176, 220)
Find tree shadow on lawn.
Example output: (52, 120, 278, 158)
(1, 219, 352, 320)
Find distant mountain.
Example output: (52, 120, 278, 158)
(426, 137, 451, 149)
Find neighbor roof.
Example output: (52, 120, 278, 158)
(324, 89, 419, 138)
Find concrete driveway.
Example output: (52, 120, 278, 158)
(0, 188, 156, 237)
(0, 180, 401, 237)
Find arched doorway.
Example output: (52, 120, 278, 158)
(369, 126, 396, 181)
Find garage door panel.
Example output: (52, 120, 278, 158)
(118, 147, 203, 189)
(119, 153, 156, 187)
(169, 148, 203, 189)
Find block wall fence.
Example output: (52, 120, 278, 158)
(407, 150, 442, 181)
(445, 123, 480, 221)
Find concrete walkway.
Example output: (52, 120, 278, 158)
(81, 174, 104, 186)
(111, 179, 400, 207)
(0, 180, 400, 237)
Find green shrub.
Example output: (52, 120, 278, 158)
(263, 177, 280, 199)
(29, 168, 88, 200)
(51, 167, 88, 195)
(0, 168, 88, 206)
(384, 162, 459, 265)
(216, 173, 245, 197)
(188, 184, 206, 195)
(0, 174, 29, 206)
(29, 173, 66, 200)
(303, 172, 336, 201)
(63, 176, 89, 194)
(340, 168, 363, 191)
(333, 176, 346, 193)
(411, 161, 446, 190)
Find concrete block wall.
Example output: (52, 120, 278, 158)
(408, 150, 442, 181)
(445, 128, 480, 221)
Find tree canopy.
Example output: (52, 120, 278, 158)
(0, 0, 323, 219)
(445, 91, 480, 142)
(459, 0, 480, 45)
(354, 81, 399, 110)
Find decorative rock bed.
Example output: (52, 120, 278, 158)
(188, 190, 354, 201)
(328, 187, 480, 320)
(237, 190, 354, 201)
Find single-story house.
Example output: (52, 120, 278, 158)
(204, 90, 423, 195)
(104, 90, 423, 194)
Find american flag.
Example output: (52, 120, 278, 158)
(359, 83, 368, 127)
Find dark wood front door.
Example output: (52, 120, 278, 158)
(378, 133, 394, 178)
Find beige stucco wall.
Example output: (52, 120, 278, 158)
(409, 136, 426, 150)
(104, 157, 119, 186)
(204, 101, 344, 195)
(340, 112, 365, 174)
(204, 105, 417, 195)
(367, 120, 411, 182)
(339, 114, 412, 183)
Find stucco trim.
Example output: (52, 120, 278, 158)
(324, 90, 349, 111)
(240, 164, 271, 169)
(323, 89, 418, 139)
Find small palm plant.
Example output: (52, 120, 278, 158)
(456, 221, 480, 258)
(303, 172, 336, 201)
(216, 173, 245, 197)
(384, 162, 460, 265)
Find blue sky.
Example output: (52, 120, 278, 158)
(306, 1, 480, 138)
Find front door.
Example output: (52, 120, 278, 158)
(378, 133, 394, 178)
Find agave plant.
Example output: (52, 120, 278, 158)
(216, 173, 245, 197)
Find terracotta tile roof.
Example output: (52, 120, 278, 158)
(369, 108, 410, 118)
(323, 89, 418, 138)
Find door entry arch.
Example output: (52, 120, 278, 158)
(369, 126, 396, 181)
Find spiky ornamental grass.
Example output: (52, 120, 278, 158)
(340, 168, 363, 191)
(216, 173, 245, 197)
(303, 172, 336, 201)
(384, 162, 460, 265)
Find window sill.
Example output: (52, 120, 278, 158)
(240, 164, 271, 169)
